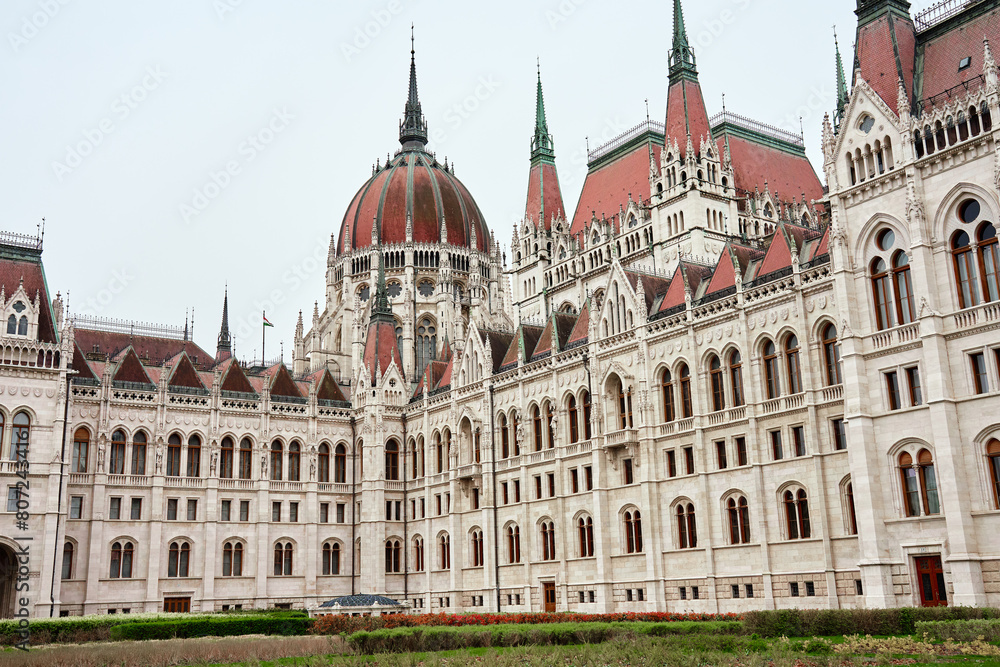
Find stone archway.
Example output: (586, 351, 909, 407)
(0, 544, 16, 618)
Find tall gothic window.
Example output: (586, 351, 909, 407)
(729, 351, 745, 407)
(953, 230, 980, 308)
(784, 489, 811, 540)
(822, 324, 843, 385)
(679, 365, 692, 418)
(661, 369, 675, 422)
(578, 516, 594, 557)
(582, 390, 592, 439)
(785, 335, 802, 394)
(166, 434, 181, 477)
(288, 441, 301, 481)
(334, 444, 347, 483)
(763, 340, 780, 399)
(220, 437, 234, 479)
(676, 503, 697, 549)
(568, 396, 579, 444)
(899, 449, 940, 517)
(709, 356, 725, 412)
(385, 439, 399, 480)
(727, 496, 751, 544)
(186, 435, 201, 478)
(893, 251, 916, 324)
(270, 441, 283, 481)
(318, 444, 329, 482)
(239, 438, 253, 479)
(624, 510, 643, 553)
(416, 316, 437, 379)
(72, 428, 89, 473)
(872, 258, 894, 330)
(110, 430, 126, 475)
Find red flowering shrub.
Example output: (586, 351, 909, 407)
(311, 611, 739, 635)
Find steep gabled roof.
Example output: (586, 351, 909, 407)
(565, 301, 590, 349)
(112, 347, 153, 385)
(623, 271, 672, 312)
(0, 252, 57, 344)
(166, 352, 206, 391)
(306, 369, 348, 403)
(73, 328, 212, 369)
(570, 142, 662, 237)
(483, 331, 515, 373)
(362, 320, 403, 385)
(218, 358, 256, 394)
(704, 243, 764, 296)
(264, 363, 302, 399)
(70, 342, 97, 380)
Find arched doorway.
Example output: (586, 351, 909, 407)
(0, 544, 17, 618)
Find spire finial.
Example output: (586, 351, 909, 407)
(530, 60, 555, 164)
(669, 0, 697, 80)
(217, 287, 232, 358)
(834, 26, 849, 129)
(399, 26, 428, 150)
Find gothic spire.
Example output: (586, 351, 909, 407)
(216, 287, 232, 361)
(834, 28, 849, 130)
(668, 0, 697, 82)
(399, 25, 429, 151)
(530, 61, 555, 164)
(370, 245, 392, 324)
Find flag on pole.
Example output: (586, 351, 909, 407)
(263, 315, 274, 328)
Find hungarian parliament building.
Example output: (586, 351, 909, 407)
(3, 0, 1000, 617)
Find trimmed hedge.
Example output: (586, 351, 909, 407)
(347, 621, 744, 654)
(743, 607, 1000, 638)
(916, 619, 1000, 643)
(109, 615, 312, 641)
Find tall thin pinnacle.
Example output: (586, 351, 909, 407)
(399, 24, 428, 150)
(531, 60, 555, 163)
(669, 0, 697, 79)
(217, 286, 232, 354)
(834, 27, 849, 126)
(370, 245, 392, 324)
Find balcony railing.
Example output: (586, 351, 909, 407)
(604, 428, 639, 449)
(954, 301, 1000, 329)
(871, 322, 921, 350)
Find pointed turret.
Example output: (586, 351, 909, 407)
(834, 28, 849, 130)
(524, 64, 566, 230)
(664, 0, 711, 157)
(361, 246, 403, 386)
(216, 288, 232, 362)
(399, 26, 429, 151)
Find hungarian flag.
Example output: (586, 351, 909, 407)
(263, 315, 274, 328)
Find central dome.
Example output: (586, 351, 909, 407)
(336, 151, 490, 256)
(335, 38, 491, 257)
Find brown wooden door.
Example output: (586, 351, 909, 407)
(163, 596, 191, 613)
(542, 582, 556, 612)
(915, 556, 947, 607)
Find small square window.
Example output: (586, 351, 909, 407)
(736, 437, 748, 466)
(770, 430, 783, 460)
(69, 496, 83, 519)
(571, 468, 579, 493)
(547, 472, 555, 497)
(959, 56, 972, 71)
(271, 501, 281, 522)
(588, 590, 595, 603)
(805, 581, 816, 597)
(692, 586, 699, 600)
(637, 588, 644, 601)
(584, 466, 593, 490)
(185, 499, 196, 521)
(832, 418, 848, 451)
(790, 582, 800, 597)
(166, 498, 178, 521)
(792, 426, 806, 457)
(625, 589, 633, 602)
(683, 446, 695, 474)
(578, 591, 585, 603)
(336, 503, 346, 523)
(320, 503, 329, 523)
(667, 450, 677, 477)
(109, 497, 122, 520)
(855, 579, 864, 595)
(220, 499, 231, 522)
(679, 586, 687, 600)
(240, 500, 250, 521)
(716, 441, 727, 469)
(731, 584, 740, 598)
(289, 502, 298, 523)
(624, 459, 634, 484)
(534, 476, 542, 499)
(886, 370, 902, 409)
(745, 584, 754, 598)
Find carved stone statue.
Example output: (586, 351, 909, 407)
(96, 435, 106, 472)
(210, 450, 218, 476)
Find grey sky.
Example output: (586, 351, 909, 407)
(1, 0, 931, 359)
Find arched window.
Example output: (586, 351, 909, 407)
(223, 541, 243, 576)
(334, 444, 347, 483)
(624, 509, 643, 553)
(287, 441, 301, 482)
(899, 449, 940, 517)
(784, 489, 811, 539)
(17, 316, 27, 336)
(729, 352, 745, 407)
(661, 369, 675, 422)
(61, 542, 74, 580)
(582, 390, 592, 439)
(532, 406, 543, 452)
(416, 316, 437, 378)
(385, 439, 399, 480)
(980, 222, 999, 302)
(727, 496, 751, 544)
(439, 534, 451, 570)
(545, 401, 555, 449)
(872, 258, 894, 330)
(893, 251, 915, 325)
(444, 430, 451, 471)
(763, 340, 780, 399)
(273, 542, 293, 576)
(709, 356, 725, 412)
(72, 428, 89, 473)
(220, 437, 234, 479)
(989, 440, 1000, 509)
(168, 541, 190, 577)
(499, 414, 509, 458)
(434, 433, 443, 473)
(506, 524, 521, 563)
(269, 441, 283, 480)
(953, 230, 979, 308)
(413, 537, 424, 572)
(109, 429, 126, 475)
(540, 521, 556, 561)
(567, 396, 579, 443)
(6, 315, 14, 334)
(577, 516, 595, 557)
(239, 438, 253, 480)
(186, 435, 201, 478)
(511, 413, 520, 455)
(385, 539, 401, 573)
(132, 430, 147, 476)
(676, 503, 697, 549)
(822, 324, 843, 385)
(679, 365, 692, 418)
(110, 541, 134, 578)
(318, 444, 330, 482)
(785, 335, 802, 394)
(471, 530, 484, 567)
(166, 434, 182, 477)
(845, 483, 858, 535)
(322, 542, 341, 575)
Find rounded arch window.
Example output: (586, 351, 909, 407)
(959, 198, 981, 224)
(876, 228, 895, 251)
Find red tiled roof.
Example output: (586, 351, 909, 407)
(219, 358, 256, 394)
(72, 328, 212, 369)
(71, 343, 97, 380)
(167, 353, 205, 390)
(0, 257, 57, 344)
(307, 369, 348, 402)
(362, 321, 402, 384)
(263, 363, 302, 398)
(112, 348, 152, 384)
(565, 302, 589, 348)
(570, 143, 661, 236)
(918, 7, 1000, 105)
(811, 226, 830, 260)
(525, 162, 566, 230)
(720, 134, 824, 203)
(623, 271, 672, 312)
(704, 245, 739, 296)
(484, 331, 515, 372)
(665, 79, 712, 154)
(437, 353, 455, 389)
(856, 13, 916, 115)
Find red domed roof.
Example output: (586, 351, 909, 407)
(337, 151, 490, 256)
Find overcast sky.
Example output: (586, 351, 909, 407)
(1, 0, 937, 360)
